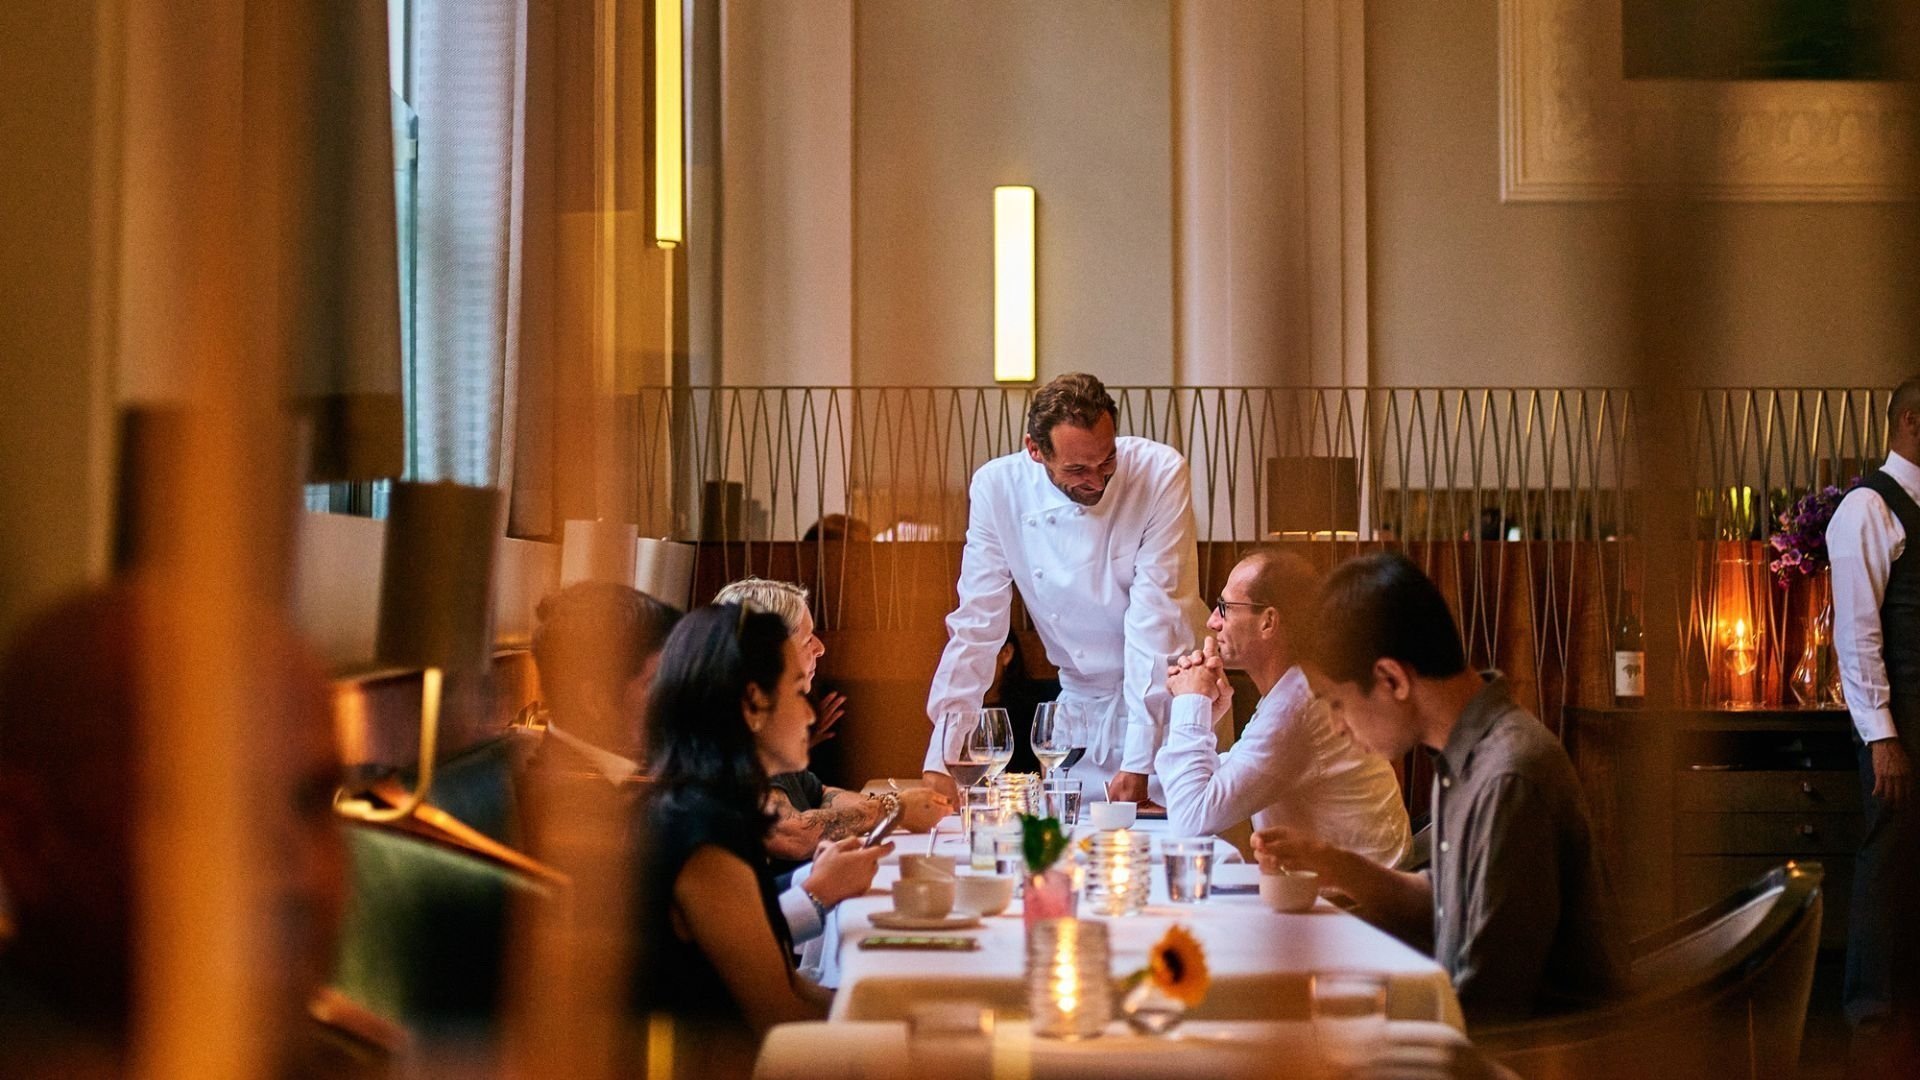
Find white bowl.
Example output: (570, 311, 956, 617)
(1088, 800, 1137, 830)
(1260, 869, 1320, 913)
(953, 872, 1016, 916)
(892, 877, 956, 919)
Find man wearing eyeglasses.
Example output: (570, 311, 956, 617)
(922, 373, 1209, 804)
(1158, 550, 1409, 864)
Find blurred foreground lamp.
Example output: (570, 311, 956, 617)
(561, 519, 639, 588)
(994, 185, 1036, 383)
(1027, 918, 1110, 1039)
(337, 481, 501, 823)
(653, 0, 684, 248)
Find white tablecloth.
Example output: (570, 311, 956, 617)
(828, 822, 1463, 1031)
(756, 1019, 1476, 1080)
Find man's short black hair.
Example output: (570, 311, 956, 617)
(532, 581, 680, 725)
(1310, 552, 1468, 688)
(1889, 375, 1920, 431)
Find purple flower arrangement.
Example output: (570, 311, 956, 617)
(1768, 480, 1859, 588)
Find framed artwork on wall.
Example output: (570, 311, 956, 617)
(1499, 0, 1915, 202)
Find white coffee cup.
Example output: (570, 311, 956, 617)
(1260, 869, 1321, 913)
(899, 854, 957, 882)
(893, 878, 956, 919)
(953, 872, 1016, 917)
(1088, 800, 1137, 831)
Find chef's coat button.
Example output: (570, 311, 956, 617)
(1047, 514, 1057, 526)
(1075, 649, 1085, 658)
(1076, 507, 1086, 516)
(1026, 517, 1037, 527)
(1035, 570, 1045, 580)
(1049, 612, 1059, 621)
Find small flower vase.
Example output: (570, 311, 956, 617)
(1023, 867, 1077, 931)
(1121, 978, 1187, 1036)
(1791, 570, 1840, 708)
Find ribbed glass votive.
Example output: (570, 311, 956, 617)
(1083, 828, 1151, 916)
(993, 772, 1043, 818)
(1027, 917, 1111, 1039)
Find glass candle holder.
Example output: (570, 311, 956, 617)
(993, 772, 1043, 818)
(1027, 918, 1111, 1040)
(1084, 828, 1151, 916)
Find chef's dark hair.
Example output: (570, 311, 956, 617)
(1026, 373, 1119, 456)
(1310, 552, 1468, 689)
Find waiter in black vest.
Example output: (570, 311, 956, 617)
(1831, 375, 1920, 1069)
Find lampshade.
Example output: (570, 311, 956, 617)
(560, 519, 639, 588)
(376, 481, 501, 673)
(636, 537, 696, 610)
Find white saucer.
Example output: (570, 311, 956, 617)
(868, 911, 984, 931)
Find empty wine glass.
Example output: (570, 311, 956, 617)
(978, 707, 1014, 781)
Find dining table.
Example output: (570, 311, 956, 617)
(820, 816, 1465, 1031)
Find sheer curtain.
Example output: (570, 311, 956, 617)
(408, 0, 528, 490)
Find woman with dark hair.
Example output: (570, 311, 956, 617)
(633, 603, 845, 1055)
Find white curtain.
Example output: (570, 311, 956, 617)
(408, 0, 527, 490)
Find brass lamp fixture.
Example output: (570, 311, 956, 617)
(335, 480, 501, 823)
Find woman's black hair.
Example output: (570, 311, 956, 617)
(646, 602, 793, 819)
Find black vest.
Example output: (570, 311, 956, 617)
(1857, 470, 1920, 702)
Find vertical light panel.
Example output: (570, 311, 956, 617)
(653, 0, 684, 247)
(994, 185, 1036, 382)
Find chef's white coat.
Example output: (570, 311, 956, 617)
(924, 436, 1210, 794)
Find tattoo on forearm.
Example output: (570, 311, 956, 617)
(764, 795, 879, 859)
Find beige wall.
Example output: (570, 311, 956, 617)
(0, 1, 114, 643)
(1366, 0, 1910, 389)
(852, 0, 1175, 387)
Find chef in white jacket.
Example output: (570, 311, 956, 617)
(922, 373, 1209, 803)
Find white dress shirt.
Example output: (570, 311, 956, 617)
(1155, 666, 1410, 866)
(1829, 450, 1920, 744)
(923, 437, 1210, 788)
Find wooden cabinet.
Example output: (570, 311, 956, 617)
(1564, 707, 1860, 950)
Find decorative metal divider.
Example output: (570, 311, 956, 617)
(624, 386, 1889, 731)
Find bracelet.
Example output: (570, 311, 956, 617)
(800, 884, 830, 922)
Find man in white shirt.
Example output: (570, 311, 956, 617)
(1828, 376, 1920, 1049)
(922, 373, 1209, 803)
(1157, 550, 1409, 864)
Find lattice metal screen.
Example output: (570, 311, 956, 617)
(625, 386, 1889, 726)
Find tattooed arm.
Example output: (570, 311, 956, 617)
(764, 788, 883, 862)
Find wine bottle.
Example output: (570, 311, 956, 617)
(1614, 591, 1645, 706)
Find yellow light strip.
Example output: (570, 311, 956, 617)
(994, 185, 1036, 382)
(654, 0, 684, 248)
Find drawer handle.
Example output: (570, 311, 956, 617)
(1802, 782, 1820, 799)
(1798, 824, 1818, 839)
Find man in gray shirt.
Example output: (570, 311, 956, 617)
(1252, 552, 1628, 1025)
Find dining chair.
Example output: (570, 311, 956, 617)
(1471, 861, 1823, 1080)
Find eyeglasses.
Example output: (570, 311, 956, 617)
(1211, 596, 1269, 617)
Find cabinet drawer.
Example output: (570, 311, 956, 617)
(1674, 811, 1862, 855)
(1676, 770, 1861, 813)
(1674, 855, 1850, 949)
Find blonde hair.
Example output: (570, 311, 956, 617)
(713, 577, 811, 636)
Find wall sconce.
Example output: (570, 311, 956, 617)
(654, 0, 684, 248)
(337, 481, 501, 823)
(994, 185, 1036, 383)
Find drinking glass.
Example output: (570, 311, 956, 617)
(1309, 971, 1388, 1068)
(1046, 701, 1090, 781)
(979, 707, 1015, 780)
(1160, 838, 1215, 902)
(968, 804, 1005, 872)
(1042, 777, 1083, 826)
(1031, 702, 1073, 780)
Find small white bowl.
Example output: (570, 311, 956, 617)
(1088, 800, 1137, 831)
(899, 854, 956, 881)
(1260, 869, 1321, 913)
(892, 877, 956, 919)
(953, 872, 1016, 917)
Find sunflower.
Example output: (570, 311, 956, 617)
(1146, 925, 1210, 1007)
